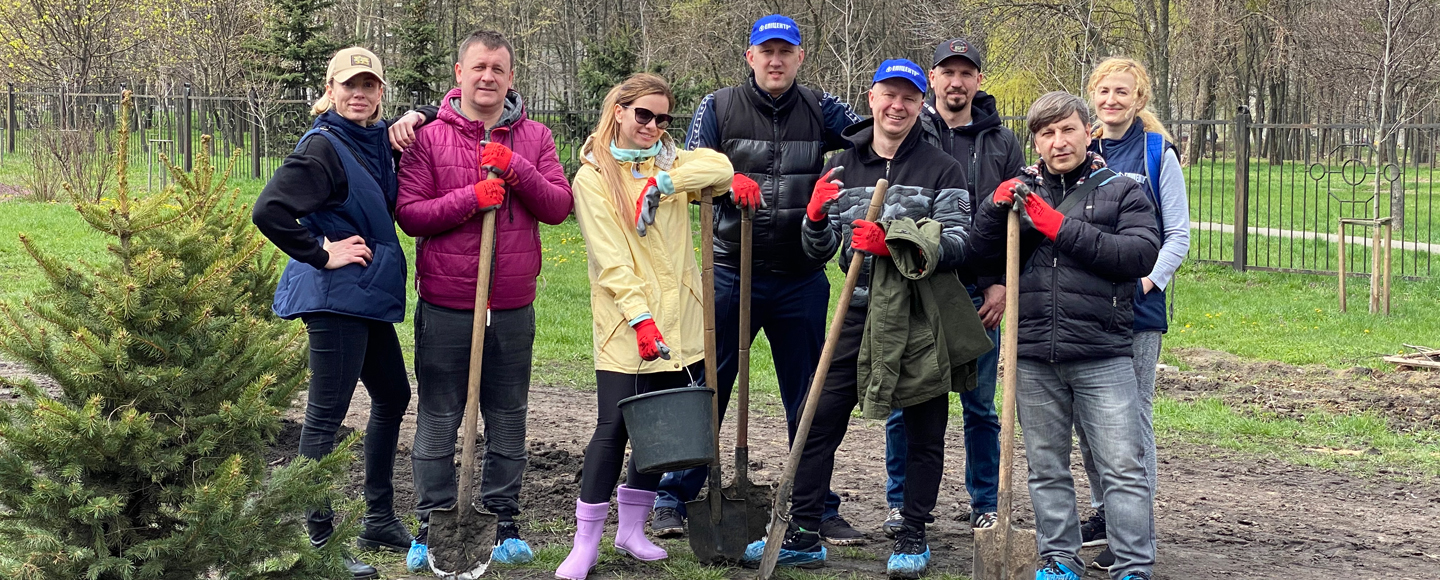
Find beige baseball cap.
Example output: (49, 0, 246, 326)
(328, 47, 386, 84)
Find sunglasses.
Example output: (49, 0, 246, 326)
(622, 105, 673, 129)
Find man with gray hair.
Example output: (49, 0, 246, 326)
(969, 91, 1159, 580)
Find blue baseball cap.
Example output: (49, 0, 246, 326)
(872, 59, 927, 94)
(750, 15, 802, 46)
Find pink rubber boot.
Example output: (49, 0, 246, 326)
(614, 485, 668, 561)
(555, 499, 609, 580)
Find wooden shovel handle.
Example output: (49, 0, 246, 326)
(457, 170, 500, 508)
(737, 207, 753, 448)
(759, 179, 889, 578)
(995, 204, 1022, 560)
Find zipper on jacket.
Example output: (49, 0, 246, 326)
(1050, 255, 1059, 363)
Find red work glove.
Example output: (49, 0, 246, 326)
(730, 173, 764, 209)
(474, 177, 506, 211)
(635, 177, 663, 236)
(1020, 190, 1065, 240)
(633, 319, 671, 361)
(806, 166, 845, 222)
(993, 177, 1025, 208)
(480, 141, 515, 181)
(850, 219, 889, 257)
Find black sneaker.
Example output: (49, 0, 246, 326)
(1080, 512, 1107, 547)
(818, 515, 867, 545)
(1090, 546, 1116, 570)
(651, 506, 685, 538)
(886, 525, 930, 579)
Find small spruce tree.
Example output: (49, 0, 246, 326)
(389, 0, 450, 103)
(0, 92, 356, 580)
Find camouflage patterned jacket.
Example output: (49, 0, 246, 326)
(801, 118, 972, 308)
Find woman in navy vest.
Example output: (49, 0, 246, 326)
(252, 47, 413, 580)
(1075, 57, 1192, 570)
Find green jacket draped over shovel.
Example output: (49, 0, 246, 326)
(858, 217, 994, 419)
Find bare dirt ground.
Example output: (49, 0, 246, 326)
(5, 350, 1440, 579)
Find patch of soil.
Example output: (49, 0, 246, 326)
(9, 357, 1440, 579)
(1164, 348, 1440, 434)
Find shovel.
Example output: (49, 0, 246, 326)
(972, 184, 1038, 580)
(758, 174, 885, 579)
(722, 206, 774, 543)
(429, 170, 502, 580)
(688, 185, 749, 564)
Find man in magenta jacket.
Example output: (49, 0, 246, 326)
(391, 29, 573, 569)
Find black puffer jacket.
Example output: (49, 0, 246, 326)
(801, 118, 971, 308)
(971, 154, 1160, 362)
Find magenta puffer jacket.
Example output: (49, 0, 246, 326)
(397, 88, 573, 311)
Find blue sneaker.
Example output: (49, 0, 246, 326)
(1121, 573, 1152, 580)
(490, 521, 535, 564)
(405, 540, 429, 573)
(1036, 558, 1081, 580)
(740, 521, 826, 569)
(885, 524, 930, 579)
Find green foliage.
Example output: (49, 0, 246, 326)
(246, 0, 344, 93)
(388, 0, 450, 102)
(0, 93, 354, 580)
(578, 29, 640, 110)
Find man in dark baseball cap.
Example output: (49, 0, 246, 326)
(879, 36, 1025, 542)
(652, 14, 865, 545)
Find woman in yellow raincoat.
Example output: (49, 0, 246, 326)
(555, 72, 734, 580)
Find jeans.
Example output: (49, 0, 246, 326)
(411, 301, 535, 523)
(883, 287, 1001, 514)
(581, 362, 706, 503)
(1017, 357, 1154, 579)
(298, 313, 412, 545)
(790, 308, 950, 531)
(655, 266, 840, 520)
(1077, 331, 1161, 539)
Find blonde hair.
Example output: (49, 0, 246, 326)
(581, 73, 676, 224)
(1086, 57, 1172, 142)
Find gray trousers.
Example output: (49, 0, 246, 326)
(412, 300, 534, 523)
(1077, 331, 1160, 535)
(1017, 357, 1155, 579)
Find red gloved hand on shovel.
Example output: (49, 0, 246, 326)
(474, 178, 506, 211)
(993, 177, 1025, 209)
(480, 140, 516, 183)
(730, 173, 765, 209)
(633, 318, 671, 361)
(849, 219, 889, 257)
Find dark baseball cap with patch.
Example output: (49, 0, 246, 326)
(932, 38, 982, 71)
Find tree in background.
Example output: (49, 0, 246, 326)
(389, 0, 450, 104)
(0, 92, 356, 580)
(247, 0, 344, 95)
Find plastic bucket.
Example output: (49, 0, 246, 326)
(618, 386, 716, 474)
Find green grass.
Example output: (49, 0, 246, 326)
(1164, 262, 1440, 367)
(1154, 397, 1440, 477)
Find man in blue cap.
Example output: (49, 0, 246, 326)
(652, 14, 865, 545)
(742, 59, 985, 580)
(880, 37, 1026, 538)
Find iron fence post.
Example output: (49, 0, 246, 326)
(249, 88, 261, 179)
(182, 83, 193, 172)
(1233, 105, 1250, 272)
(7, 83, 14, 154)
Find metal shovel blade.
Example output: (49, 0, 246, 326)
(720, 447, 773, 542)
(427, 501, 498, 579)
(972, 525, 1037, 580)
(686, 476, 749, 563)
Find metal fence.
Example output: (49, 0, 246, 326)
(3, 86, 1436, 278)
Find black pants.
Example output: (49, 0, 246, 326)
(298, 313, 412, 545)
(412, 301, 535, 523)
(791, 308, 950, 531)
(580, 361, 706, 504)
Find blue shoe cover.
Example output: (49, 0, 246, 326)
(491, 537, 535, 564)
(886, 546, 930, 578)
(405, 540, 429, 573)
(1036, 561, 1081, 580)
(740, 539, 826, 568)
